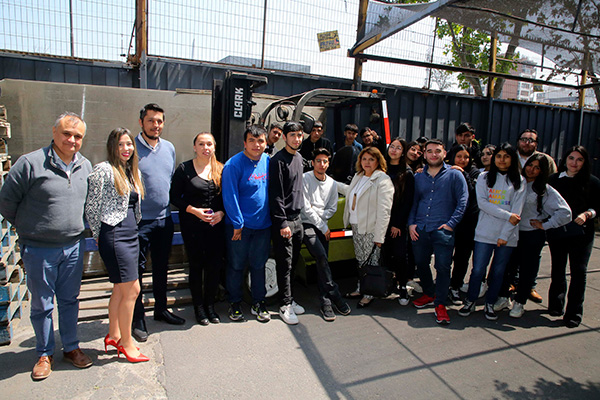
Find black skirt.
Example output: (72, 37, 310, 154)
(98, 192, 139, 283)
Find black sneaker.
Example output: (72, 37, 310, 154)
(484, 303, 498, 321)
(449, 289, 462, 305)
(398, 287, 410, 306)
(250, 301, 271, 323)
(321, 305, 336, 321)
(333, 301, 351, 316)
(228, 302, 244, 322)
(458, 300, 475, 317)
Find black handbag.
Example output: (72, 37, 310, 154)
(359, 245, 396, 297)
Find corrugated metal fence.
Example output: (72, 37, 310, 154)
(1, 53, 598, 175)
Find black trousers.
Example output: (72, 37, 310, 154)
(302, 224, 342, 307)
(383, 229, 409, 289)
(272, 217, 303, 306)
(500, 229, 546, 304)
(548, 234, 593, 323)
(134, 216, 174, 322)
(450, 216, 477, 290)
(181, 223, 225, 307)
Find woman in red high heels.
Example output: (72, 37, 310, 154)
(86, 128, 149, 363)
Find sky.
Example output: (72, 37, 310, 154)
(0, 0, 582, 93)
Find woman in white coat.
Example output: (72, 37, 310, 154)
(338, 147, 394, 308)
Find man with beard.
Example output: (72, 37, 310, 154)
(516, 129, 557, 174)
(132, 103, 184, 342)
(270, 121, 306, 325)
(408, 139, 468, 325)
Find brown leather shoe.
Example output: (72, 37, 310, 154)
(63, 348, 93, 368)
(529, 289, 543, 304)
(32, 355, 53, 380)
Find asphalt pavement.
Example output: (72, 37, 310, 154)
(1, 237, 599, 399)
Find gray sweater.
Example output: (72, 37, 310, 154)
(0, 144, 92, 247)
(519, 181, 571, 232)
(474, 172, 526, 247)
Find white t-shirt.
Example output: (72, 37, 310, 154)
(348, 175, 371, 225)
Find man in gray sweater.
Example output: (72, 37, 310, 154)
(0, 112, 93, 380)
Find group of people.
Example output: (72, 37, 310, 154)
(0, 105, 597, 382)
(373, 123, 598, 330)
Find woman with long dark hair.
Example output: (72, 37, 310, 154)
(459, 143, 526, 320)
(170, 132, 225, 325)
(446, 144, 480, 304)
(405, 140, 424, 172)
(383, 138, 414, 305)
(547, 146, 600, 327)
(86, 128, 149, 362)
(494, 154, 571, 317)
(479, 144, 496, 172)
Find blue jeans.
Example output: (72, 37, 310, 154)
(411, 227, 455, 306)
(225, 225, 270, 304)
(467, 241, 514, 304)
(21, 240, 85, 356)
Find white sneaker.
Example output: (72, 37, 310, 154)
(478, 282, 488, 298)
(493, 297, 513, 312)
(407, 280, 423, 294)
(291, 301, 305, 315)
(509, 302, 525, 318)
(279, 304, 298, 325)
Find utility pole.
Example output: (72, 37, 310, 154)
(487, 32, 498, 98)
(131, 0, 148, 88)
(352, 0, 369, 91)
(577, 69, 588, 144)
(69, 0, 75, 57)
(261, 0, 268, 69)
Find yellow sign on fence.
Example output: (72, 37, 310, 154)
(317, 31, 340, 52)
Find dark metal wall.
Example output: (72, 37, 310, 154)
(1, 53, 598, 174)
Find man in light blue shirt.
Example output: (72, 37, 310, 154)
(132, 103, 184, 343)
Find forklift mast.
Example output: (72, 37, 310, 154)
(212, 71, 268, 161)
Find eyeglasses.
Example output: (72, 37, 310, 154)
(389, 145, 402, 151)
(519, 137, 537, 144)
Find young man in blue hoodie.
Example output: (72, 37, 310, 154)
(222, 125, 272, 323)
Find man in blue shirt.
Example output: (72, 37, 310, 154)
(222, 125, 272, 323)
(408, 139, 468, 325)
(132, 103, 184, 343)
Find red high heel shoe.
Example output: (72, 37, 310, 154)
(117, 342, 150, 363)
(104, 334, 119, 353)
